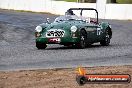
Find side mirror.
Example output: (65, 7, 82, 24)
(46, 18, 50, 23)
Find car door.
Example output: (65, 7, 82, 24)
(85, 25, 97, 43)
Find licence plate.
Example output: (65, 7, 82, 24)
(48, 38, 61, 43)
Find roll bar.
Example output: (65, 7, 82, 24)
(68, 8, 98, 24)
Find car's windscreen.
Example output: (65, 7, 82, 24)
(54, 15, 83, 22)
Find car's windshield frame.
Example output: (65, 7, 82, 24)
(54, 15, 90, 23)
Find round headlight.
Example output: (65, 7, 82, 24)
(70, 26, 77, 32)
(35, 26, 42, 32)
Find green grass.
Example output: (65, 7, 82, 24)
(117, 0, 132, 4)
(56, 0, 132, 3)
(55, 0, 77, 2)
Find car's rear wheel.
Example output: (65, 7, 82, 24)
(76, 30, 87, 49)
(36, 42, 47, 49)
(100, 29, 111, 46)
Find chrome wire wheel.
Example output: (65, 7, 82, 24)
(105, 32, 110, 44)
(76, 30, 86, 49)
(100, 30, 110, 46)
(80, 35, 86, 48)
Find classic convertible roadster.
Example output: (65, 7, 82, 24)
(35, 8, 112, 49)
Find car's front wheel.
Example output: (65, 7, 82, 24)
(36, 42, 47, 49)
(100, 29, 111, 46)
(76, 30, 87, 49)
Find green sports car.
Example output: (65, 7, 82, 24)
(35, 8, 112, 49)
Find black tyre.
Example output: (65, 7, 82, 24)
(76, 30, 87, 49)
(36, 42, 47, 49)
(63, 44, 72, 47)
(100, 29, 111, 46)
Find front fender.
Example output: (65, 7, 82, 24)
(100, 22, 112, 38)
(100, 22, 111, 30)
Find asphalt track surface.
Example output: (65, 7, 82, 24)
(0, 9, 132, 71)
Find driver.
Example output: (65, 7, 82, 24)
(65, 9, 75, 15)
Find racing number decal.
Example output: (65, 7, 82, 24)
(47, 31, 64, 37)
(46, 29, 65, 37)
(97, 28, 101, 35)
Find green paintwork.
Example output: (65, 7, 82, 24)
(35, 8, 112, 47)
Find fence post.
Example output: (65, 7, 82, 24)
(96, 0, 107, 19)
